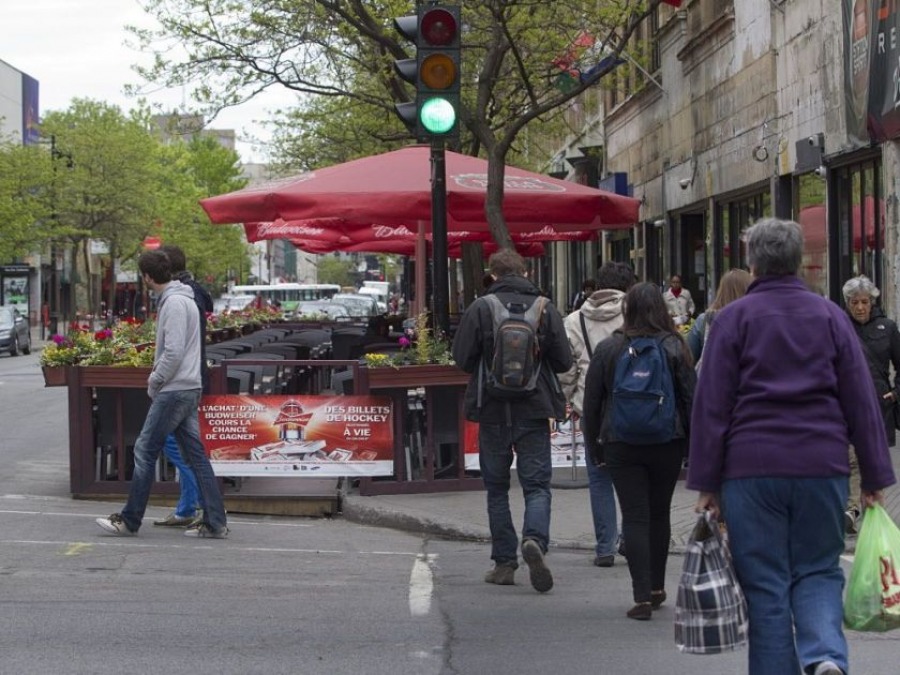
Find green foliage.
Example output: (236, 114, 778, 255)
(40, 319, 157, 368)
(129, 0, 651, 243)
(316, 256, 357, 287)
(0, 141, 57, 261)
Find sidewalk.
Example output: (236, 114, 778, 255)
(342, 448, 900, 554)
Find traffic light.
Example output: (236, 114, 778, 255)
(393, 4, 461, 140)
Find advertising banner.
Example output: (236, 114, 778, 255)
(843, 0, 900, 144)
(463, 420, 587, 471)
(200, 395, 394, 477)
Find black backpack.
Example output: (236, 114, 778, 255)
(481, 294, 548, 400)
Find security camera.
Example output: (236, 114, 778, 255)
(814, 165, 827, 178)
(808, 135, 818, 146)
(679, 178, 692, 190)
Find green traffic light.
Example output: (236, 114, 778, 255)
(419, 97, 456, 134)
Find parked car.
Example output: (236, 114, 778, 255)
(291, 301, 352, 320)
(329, 294, 381, 318)
(212, 294, 257, 314)
(0, 306, 31, 356)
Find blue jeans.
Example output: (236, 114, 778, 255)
(722, 477, 848, 675)
(479, 420, 552, 566)
(582, 420, 618, 557)
(121, 390, 227, 533)
(163, 435, 202, 518)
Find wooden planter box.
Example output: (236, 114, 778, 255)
(357, 364, 480, 495)
(360, 364, 469, 389)
(42, 366, 69, 387)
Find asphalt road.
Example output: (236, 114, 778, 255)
(0, 350, 897, 675)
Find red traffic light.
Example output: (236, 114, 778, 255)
(420, 8, 457, 46)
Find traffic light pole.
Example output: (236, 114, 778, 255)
(430, 140, 450, 337)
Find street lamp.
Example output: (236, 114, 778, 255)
(46, 134, 73, 336)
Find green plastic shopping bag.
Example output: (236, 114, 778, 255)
(843, 503, 900, 632)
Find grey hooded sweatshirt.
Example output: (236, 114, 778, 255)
(148, 280, 202, 398)
(559, 288, 626, 415)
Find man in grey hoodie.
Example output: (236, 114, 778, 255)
(559, 261, 635, 567)
(96, 250, 228, 538)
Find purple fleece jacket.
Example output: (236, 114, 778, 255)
(687, 275, 896, 494)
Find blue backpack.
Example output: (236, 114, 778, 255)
(611, 336, 677, 445)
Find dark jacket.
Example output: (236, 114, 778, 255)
(581, 331, 696, 462)
(687, 275, 896, 494)
(175, 271, 213, 393)
(452, 274, 572, 423)
(850, 306, 900, 445)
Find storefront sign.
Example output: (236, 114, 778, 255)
(200, 395, 394, 477)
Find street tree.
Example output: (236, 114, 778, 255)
(129, 0, 666, 249)
(40, 100, 161, 320)
(0, 140, 58, 262)
(151, 136, 251, 294)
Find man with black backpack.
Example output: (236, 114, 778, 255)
(452, 249, 572, 593)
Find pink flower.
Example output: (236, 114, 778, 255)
(398, 337, 411, 348)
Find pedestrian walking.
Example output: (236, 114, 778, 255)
(151, 245, 215, 528)
(95, 250, 229, 539)
(688, 218, 896, 675)
(452, 249, 572, 593)
(581, 282, 696, 620)
(571, 278, 597, 312)
(559, 261, 635, 568)
(841, 274, 900, 533)
(663, 274, 695, 326)
(685, 268, 752, 366)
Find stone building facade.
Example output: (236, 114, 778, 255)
(551, 0, 899, 318)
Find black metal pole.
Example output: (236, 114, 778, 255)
(430, 140, 450, 336)
(48, 135, 60, 336)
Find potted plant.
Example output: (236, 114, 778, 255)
(39, 320, 157, 386)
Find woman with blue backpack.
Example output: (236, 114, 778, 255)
(582, 282, 696, 620)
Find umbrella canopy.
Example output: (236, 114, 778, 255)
(243, 220, 597, 245)
(294, 238, 546, 259)
(201, 146, 639, 231)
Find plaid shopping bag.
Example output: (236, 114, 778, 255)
(674, 512, 749, 654)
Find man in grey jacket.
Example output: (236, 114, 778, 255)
(559, 261, 635, 567)
(96, 250, 228, 538)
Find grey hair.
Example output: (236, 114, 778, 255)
(842, 275, 880, 301)
(742, 218, 804, 276)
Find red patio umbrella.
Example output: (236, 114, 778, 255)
(243, 219, 597, 245)
(294, 238, 546, 258)
(201, 146, 639, 231)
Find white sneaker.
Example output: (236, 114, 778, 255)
(95, 513, 135, 536)
(813, 660, 843, 675)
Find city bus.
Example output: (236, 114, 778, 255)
(229, 283, 340, 314)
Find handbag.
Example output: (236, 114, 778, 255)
(844, 503, 900, 632)
(674, 512, 749, 654)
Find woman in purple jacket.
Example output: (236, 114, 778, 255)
(687, 218, 896, 675)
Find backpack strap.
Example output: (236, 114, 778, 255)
(579, 312, 593, 359)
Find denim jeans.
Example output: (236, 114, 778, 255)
(163, 435, 202, 518)
(581, 421, 618, 557)
(722, 477, 848, 675)
(479, 420, 552, 566)
(121, 389, 227, 533)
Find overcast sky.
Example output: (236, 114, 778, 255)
(0, 0, 296, 162)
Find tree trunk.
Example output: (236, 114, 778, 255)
(485, 147, 513, 250)
(460, 242, 485, 308)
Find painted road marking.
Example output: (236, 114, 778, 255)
(63, 542, 92, 556)
(409, 553, 436, 617)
